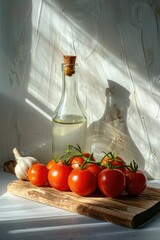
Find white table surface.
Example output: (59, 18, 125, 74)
(0, 168, 160, 240)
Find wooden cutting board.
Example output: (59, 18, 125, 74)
(7, 180, 160, 228)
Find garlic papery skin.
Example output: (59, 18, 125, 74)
(13, 148, 38, 180)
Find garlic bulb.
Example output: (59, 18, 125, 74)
(13, 148, 38, 180)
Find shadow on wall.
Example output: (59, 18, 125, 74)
(0, 0, 52, 164)
(87, 80, 145, 173)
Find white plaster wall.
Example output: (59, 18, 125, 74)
(0, 0, 160, 178)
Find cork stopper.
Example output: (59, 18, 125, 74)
(63, 55, 76, 76)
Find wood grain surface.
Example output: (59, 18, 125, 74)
(7, 180, 160, 228)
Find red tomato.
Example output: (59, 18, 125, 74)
(69, 156, 85, 169)
(69, 152, 96, 169)
(101, 154, 126, 173)
(98, 168, 126, 198)
(125, 170, 147, 196)
(82, 152, 96, 161)
(68, 169, 97, 196)
(27, 163, 48, 187)
(46, 159, 57, 170)
(85, 163, 102, 176)
(48, 163, 72, 191)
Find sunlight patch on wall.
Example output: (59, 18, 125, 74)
(27, 0, 129, 121)
(25, 98, 52, 121)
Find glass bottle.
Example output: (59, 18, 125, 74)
(52, 56, 87, 158)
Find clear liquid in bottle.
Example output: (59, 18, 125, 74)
(52, 115, 87, 157)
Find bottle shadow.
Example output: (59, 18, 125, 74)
(87, 80, 146, 172)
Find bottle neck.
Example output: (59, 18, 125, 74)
(62, 66, 78, 102)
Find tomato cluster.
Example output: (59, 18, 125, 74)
(27, 144, 147, 198)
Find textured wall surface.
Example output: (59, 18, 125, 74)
(0, 0, 160, 178)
